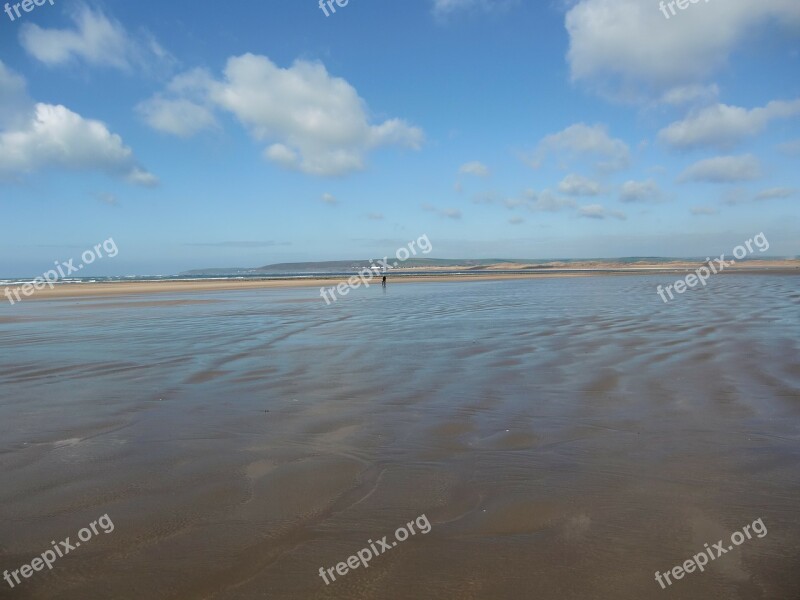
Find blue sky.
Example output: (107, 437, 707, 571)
(1, 0, 798, 276)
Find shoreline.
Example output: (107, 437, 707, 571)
(2, 265, 798, 302)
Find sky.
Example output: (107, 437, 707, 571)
(1, 0, 799, 276)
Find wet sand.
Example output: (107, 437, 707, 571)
(2, 272, 600, 302)
(0, 273, 798, 599)
(3, 260, 799, 302)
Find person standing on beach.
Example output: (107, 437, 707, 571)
(382, 275, 386, 287)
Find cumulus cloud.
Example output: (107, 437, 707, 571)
(530, 123, 630, 171)
(0, 98, 157, 186)
(137, 68, 218, 137)
(0, 62, 154, 185)
(214, 55, 423, 175)
(0, 61, 31, 129)
(459, 161, 490, 177)
(659, 99, 800, 150)
(19, 5, 173, 72)
(619, 179, 662, 203)
(137, 97, 217, 138)
(578, 204, 626, 220)
(126, 166, 159, 187)
(558, 173, 602, 196)
(565, 0, 800, 101)
(659, 84, 719, 107)
(321, 193, 338, 205)
(678, 155, 761, 184)
(140, 54, 423, 176)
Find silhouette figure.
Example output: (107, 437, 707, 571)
(382, 275, 387, 287)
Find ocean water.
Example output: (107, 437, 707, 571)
(0, 268, 650, 287)
(0, 274, 798, 599)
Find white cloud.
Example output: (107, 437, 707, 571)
(137, 98, 217, 138)
(265, 144, 302, 168)
(367, 212, 384, 221)
(136, 70, 219, 137)
(126, 166, 159, 187)
(678, 155, 761, 184)
(213, 55, 423, 176)
(0, 61, 154, 185)
(321, 193, 338, 205)
(422, 203, 462, 219)
(565, 0, 800, 101)
(0, 61, 31, 129)
(141, 55, 423, 176)
(432, 0, 513, 17)
(659, 99, 800, 150)
(472, 188, 578, 214)
(525, 190, 577, 213)
(459, 161, 490, 177)
(531, 123, 630, 171)
(19, 5, 173, 72)
(724, 186, 795, 204)
(755, 187, 795, 201)
(578, 204, 626, 220)
(509, 216, 525, 225)
(558, 173, 602, 197)
(0, 102, 157, 186)
(659, 84, 719, 107)
(619, 179, 662, 203)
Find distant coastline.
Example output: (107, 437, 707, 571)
(179, 256, 800, 277)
